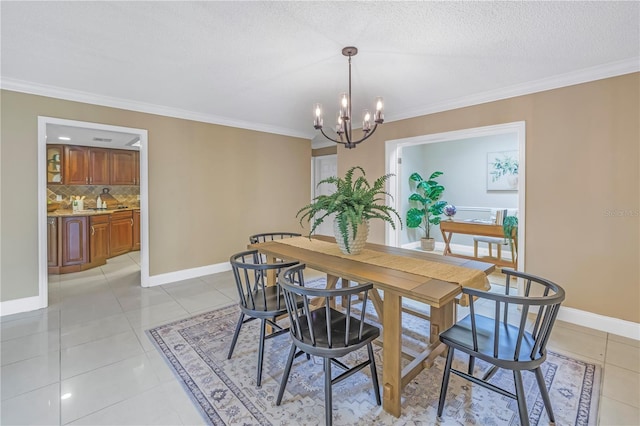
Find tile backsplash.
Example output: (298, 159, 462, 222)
(47, 185, 140, 209)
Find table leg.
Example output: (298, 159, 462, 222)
(382, 290, 402, 417)
(266, 254, 277, 287)
(312, 274, 340, 308)
(429, 302, 455, 345)
(441, 231, 453, 256)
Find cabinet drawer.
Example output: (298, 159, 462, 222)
(90, 214, 110, 224)
(111, 210, 133, 220)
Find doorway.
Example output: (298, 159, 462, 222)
(37, 117, 150, 309)
(311, 154, 337, 236)
(384, 122, 526, 270)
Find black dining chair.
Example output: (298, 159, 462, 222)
(248, 232, 302, 244)
(437, 269, 565, 426)
(276, 263, 381, 426)
(227, 249, 300, 387)
(249, 232, 301, 264)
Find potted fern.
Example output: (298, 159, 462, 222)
(406, 171, 447, 251)
(296, 166, 402, 254)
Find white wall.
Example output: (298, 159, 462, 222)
(401, 133, 518, 246)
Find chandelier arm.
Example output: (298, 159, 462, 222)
(319, 128, 347, 145)
(349, 122, 379, 146)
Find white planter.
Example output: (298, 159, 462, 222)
(334, 219, 369, 255)
(420, 238, 436, 251)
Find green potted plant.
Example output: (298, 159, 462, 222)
(502, 215, 518, 251)
(296, 166, 402, 254)
(406, 171, 447, 251)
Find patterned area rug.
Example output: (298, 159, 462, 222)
(146, 281, 600, 425)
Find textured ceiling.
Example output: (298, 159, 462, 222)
(2, 1, 639, 142)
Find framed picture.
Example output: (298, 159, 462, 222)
(487, 150, 519, 191)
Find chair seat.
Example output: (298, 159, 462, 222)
(440, 314, 542, 369)
(295, 307, 380, 357)
(473, 236, 505, 244)
(239, 285, 288, 318)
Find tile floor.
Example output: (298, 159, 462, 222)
(1, 251, 638, 425)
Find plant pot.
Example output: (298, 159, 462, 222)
(420, 238, 436, 251)
(334, 219, 369, 255)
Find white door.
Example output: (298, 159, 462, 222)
(312, 155, 337, 236)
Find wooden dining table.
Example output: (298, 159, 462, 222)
(250, 235, 494, 418)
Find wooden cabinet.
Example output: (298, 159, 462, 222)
(110, 149, 137, 185)
(47, 145, 63, 185)
(110, 210, 133, 257)
(90, 215, 110, 261)
(132, 209, 141, 251)
(61, 216, 89, 266)
(63, 145, 110, 185)
(49, 210, 140, 274)
(47, 217, 59, 267)
(89, 148, 110, 185)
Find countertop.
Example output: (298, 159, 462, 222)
(47, 207, 140, 217)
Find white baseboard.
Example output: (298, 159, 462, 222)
(557, 306, 640, 341)
(145, 261, 232, 287)
(0, 295, 45, 317)
(4, 261, 639, 341)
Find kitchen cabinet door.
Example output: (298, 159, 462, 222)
(132, 209, 141, 250)
(47, 217, 59, 267)
(110, 211, 133, 257)
(89, 148, 110, 185)
(110, 149, 137, 185)
(64, 145, 110, 185)
(64, 145, 90, 185)
(90, 215, 110, 261)
(61, 216, 88, 266)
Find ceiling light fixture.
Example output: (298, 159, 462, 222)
(313, 46, 384, 149)
(58, 136, 71, 141)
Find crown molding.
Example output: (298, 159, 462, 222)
(3, 57, 638, 139)
(387, 57, 640, 123)
(0, 78, 312, 140)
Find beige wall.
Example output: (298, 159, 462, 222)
(339, 73, 639, 323)
(2, 73, 638, 324)
(1, 90, 311, 301)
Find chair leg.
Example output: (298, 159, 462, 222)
(367, 343, 381, 405)
(227, 312, 245, 359)
(534, 367, 555, 423)
(256, 318, 267, 387)
(324, 357, 333, 426)
(437, 346, 455, 417)
(473, 241, 478, 258)
(468, 355, 475, 375)
(513, 370, 530, 426)
(276, 344, 297, 405)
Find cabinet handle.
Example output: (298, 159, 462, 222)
(90, 225, 95, 235)
(86, 177, 89, 184)
(130, 219, 133, 226)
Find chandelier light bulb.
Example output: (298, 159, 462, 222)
(313, 103, 323, 129)
(339, 92, 349, 120)
(362, 110, 372, 132)
(336, 113, 345, 135)
(374, 97, 384, 123)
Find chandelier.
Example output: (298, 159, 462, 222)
(313, 46, 384, 149)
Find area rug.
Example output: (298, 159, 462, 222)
(146, 281, 600, 426)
